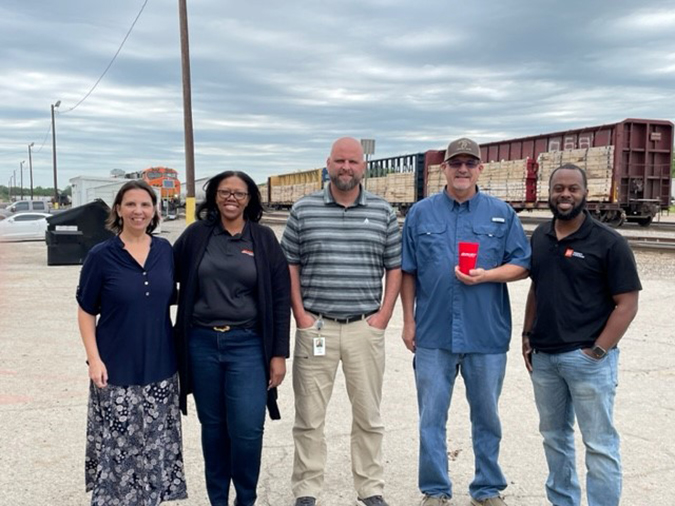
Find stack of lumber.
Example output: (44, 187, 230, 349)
(426, 164, 445, 195)
(384, 172, 415, 203)
(290, 182, 321, 202)
(365, 173, 415, 203)
(537, 146, 614, 201)
(271, 182, 321, 203)
(365, 177, 388, 199)
(479, 159, 528, 201)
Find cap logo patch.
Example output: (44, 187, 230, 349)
(564, 248, 585, 259)
(458, 140, 470, 149)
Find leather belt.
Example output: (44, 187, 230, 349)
(318, 310, 378, 325)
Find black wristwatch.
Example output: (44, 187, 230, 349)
(591, 345, 607, 359)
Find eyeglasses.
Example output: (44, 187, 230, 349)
(446, 159, 480, 169)
(217, 190, 249, 200)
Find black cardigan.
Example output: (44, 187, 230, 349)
(173, 219, 291, 418)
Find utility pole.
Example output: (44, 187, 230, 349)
(20, 161, 25, 199)
(51, 101, 61, 208)
(178, 0, 196, 224)
(28, 143, 34, 200)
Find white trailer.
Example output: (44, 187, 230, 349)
(69, 176, 163, 232)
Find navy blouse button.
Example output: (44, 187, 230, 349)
(144, 281, 149, 285)
(145, 292, 150, 296)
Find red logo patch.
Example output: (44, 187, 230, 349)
(564, 248, 574, 258)
(241, 249, 254, 257)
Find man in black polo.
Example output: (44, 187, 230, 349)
(522, 163, 641, 506)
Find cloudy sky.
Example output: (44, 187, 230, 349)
(1, 0, 674, 190)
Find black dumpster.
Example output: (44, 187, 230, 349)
(46, 200, 115, 266)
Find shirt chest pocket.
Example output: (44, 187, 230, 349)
(472, 223, 506, 268)
(416, 223, 447, 266)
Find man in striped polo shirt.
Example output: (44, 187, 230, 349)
(281, 137, 402, 506)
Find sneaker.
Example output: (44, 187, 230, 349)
(294, 497, 317, 506)
(469, 496, 507, 506)
(356, 495, 389, 506)
(420, 494, 452, 505)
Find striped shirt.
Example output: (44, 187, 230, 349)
(281, 183, 402, 318)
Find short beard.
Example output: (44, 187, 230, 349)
(549, 196, 586, 221)
(330, 172, 362, 192)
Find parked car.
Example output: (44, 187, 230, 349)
(0, 200, 51, 220)
(0, 212, 50, 242)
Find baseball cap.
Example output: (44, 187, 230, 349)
(444, 137, 481, 161)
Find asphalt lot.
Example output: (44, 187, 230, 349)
(1, 218, 674, 506)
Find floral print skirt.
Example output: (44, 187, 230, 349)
(85, 373, 188, 505)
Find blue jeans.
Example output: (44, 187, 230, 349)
(531, 348, 621, 506)
(415, 348, 507, 500)
(189, 327, 268, 506)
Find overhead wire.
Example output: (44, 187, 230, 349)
(61, 0, 150, 114)
(32, 123, 53, 154)
(8, 0, 150, 164)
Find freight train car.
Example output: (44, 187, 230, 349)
(428, 117, 672, 227)
(364, 153, 426, 215)
(265, 168, 326, 209)
(264, 119, 672, 225)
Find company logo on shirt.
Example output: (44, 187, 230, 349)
(564, 248, 585, 259)
(241, 249, 254, 257)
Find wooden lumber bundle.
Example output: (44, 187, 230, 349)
(537, 146, 614, 201)
(384, 172, 415, 203)
(426, 164, 445, 196)
(479, 159, 527, 201)
(427, 160, 528, 201)
(365, 177, 388, 199)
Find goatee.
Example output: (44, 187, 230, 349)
(330, 173, 362, 192)
(549, 196, 586, 221)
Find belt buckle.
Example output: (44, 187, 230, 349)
(213, 325, 231, 332)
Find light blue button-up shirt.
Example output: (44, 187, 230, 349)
(402, 189, 531, 353)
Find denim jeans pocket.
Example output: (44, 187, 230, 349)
(576, 348, 605, 365)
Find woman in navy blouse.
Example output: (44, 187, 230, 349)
(173, 171, 291, 506)
(76, 180, 187, 505)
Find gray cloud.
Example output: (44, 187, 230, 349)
(1, 0, 674, 189)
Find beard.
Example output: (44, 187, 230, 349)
(330, 171, 362, 192)
(549, 196, 586, 221)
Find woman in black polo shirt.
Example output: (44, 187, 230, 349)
(76, 180, 187, 505)
(173, 171, 290, 506)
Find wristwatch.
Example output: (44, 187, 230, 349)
(591, 345, 607, 359)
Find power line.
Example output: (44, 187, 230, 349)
(62, 0, 151, 114)
(33, 123, 53, 154)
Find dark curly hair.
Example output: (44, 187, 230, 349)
(106, 180, 160, 234)
(196, 171, 263, 223)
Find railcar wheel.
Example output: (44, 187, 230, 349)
(637, 216, 653, 227)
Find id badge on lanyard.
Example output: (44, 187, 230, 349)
(313, 318, 325, 356)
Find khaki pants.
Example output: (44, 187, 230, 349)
(291, 316, 386, 499)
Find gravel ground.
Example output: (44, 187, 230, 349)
(0, 218, 673, 506)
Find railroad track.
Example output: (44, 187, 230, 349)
(518, 214, 675, 232)
(261, 212, 675, 253)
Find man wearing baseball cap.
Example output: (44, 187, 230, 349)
(400, 137, 531, 505)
